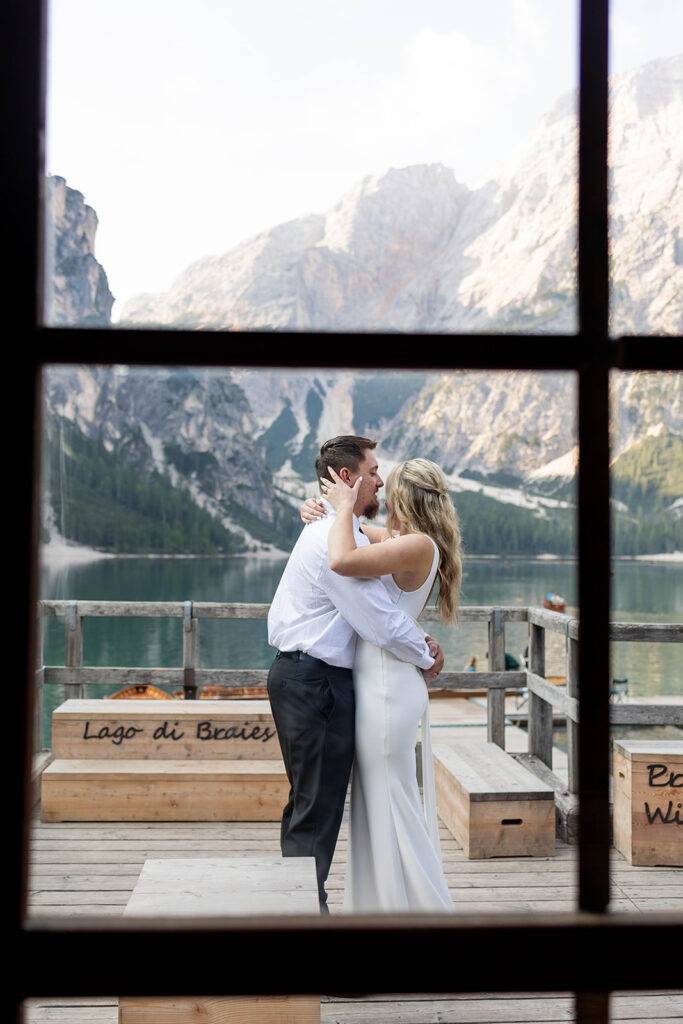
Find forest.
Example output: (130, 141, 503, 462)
(44, 420, 681, 557)
(44, 421, 245, 555)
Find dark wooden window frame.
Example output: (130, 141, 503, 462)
(5, 1, 682, 1020)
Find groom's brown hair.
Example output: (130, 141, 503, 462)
(315, 435, 377, 487)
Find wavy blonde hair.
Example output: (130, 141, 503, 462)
(384, 458, 463, 623)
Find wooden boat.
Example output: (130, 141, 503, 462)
(199, 685, 269, 700)
(169, 685, 270, 700)
(109, 684, 175, 700)
(428, 687, 519, 699)
(543, 592, 566, 612)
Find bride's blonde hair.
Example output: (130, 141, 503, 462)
(384, 458, 463, 623)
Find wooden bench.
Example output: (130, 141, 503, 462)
(433, 740, 556, 858)
(613, 739, 682, 866)
(42, 700, 289, 822)
(119, 857, 320, 1024)
(51, 699, 281, 759)
(41, 758, 289, 821)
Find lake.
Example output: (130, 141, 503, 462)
(38, 553, 682, 747)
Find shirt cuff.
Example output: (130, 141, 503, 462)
(418, 648, 435, 670)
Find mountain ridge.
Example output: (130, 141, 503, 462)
(119, 55, 682, 337)
(43, 55, 682, 555)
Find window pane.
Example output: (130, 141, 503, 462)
(44, 1, 577, 332)
(36, 363, 583, 922)
(607, 369, 682, 889)
(608, 0, 683, 336)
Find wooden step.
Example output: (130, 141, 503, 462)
(51, 699, 281, 759)
(120, 857, 320, 1023)
(41, 758, 289, 822)
(434, 740, 555, 859)
(124, 856, 319, 916)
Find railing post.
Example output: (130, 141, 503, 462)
(529, 622, 553, 768)
(487, 607, 506, 749)
(183, 600, 199, 699)
(64, 600, 84, 700)
(567, 631, 580, 794)
(35, 601, 44, 752)
(575, 992, 610, 1024)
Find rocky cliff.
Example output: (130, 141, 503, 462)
(41, 178, 300, 552)
(43, 364, 303, 554)
(120, 56, 682, 337)
(44, 175, 114, 326)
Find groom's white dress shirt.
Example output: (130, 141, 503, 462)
(268, 502, 434, 671)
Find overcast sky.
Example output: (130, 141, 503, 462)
(45, 0, 682, 317)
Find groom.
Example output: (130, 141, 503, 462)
(267, 435, 443, 913)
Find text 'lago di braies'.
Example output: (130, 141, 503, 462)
(82, 719, 276, 746)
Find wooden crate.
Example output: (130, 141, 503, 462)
(613, 739, 682, 866)
(434, 741, 555, 859)
(119, 858, 320, 1024)
(51, 699, 281, 760)
(41, 758, 289, 822)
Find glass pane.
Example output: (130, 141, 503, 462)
(44, 0, 577, 331)
(608, 0, 683, 336)
(606, 0, 683, 895)
(607, 368, 683, 898)
(35, 363, 583, 923)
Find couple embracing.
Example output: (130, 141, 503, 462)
(267, 435, 462, 914)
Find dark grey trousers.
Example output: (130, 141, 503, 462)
(266, 650, 355, 913)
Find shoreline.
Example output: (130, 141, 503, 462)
(39, 542, 290, 566)
(40, 542, 683, 567)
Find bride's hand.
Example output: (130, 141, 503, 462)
(320, 467, 361, 512)
(300, 498, 326, 523)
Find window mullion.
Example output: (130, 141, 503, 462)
(576, 0, 611, 929)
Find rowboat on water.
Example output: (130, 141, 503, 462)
(109, 684, 174, 699)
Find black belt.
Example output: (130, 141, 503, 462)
(275, 651, 355, 679)
(276, 649, 326, 667)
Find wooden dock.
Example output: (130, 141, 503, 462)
(26, 801, 683, 1023)
(28, 602, 683, 1020)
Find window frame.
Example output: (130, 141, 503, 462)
(6, 1, 682, 1020)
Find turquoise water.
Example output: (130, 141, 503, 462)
(38, 554, 681, 747)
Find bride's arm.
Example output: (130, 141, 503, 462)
(358, 523, 391, 543)
(324, 470, 431, 578)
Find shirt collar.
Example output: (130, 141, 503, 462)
(321, 498, 361, 531)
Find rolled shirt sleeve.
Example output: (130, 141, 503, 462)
(321, 562, 435, 670)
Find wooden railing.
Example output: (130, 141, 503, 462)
(37, 600, 682, 835)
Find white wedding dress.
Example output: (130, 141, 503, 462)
(344, 537, 454, 912)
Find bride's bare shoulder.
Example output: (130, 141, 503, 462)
(390, 532, 435, 555)
(396, 531, 432, 544)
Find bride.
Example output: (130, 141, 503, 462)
(303, 458, 462, 912)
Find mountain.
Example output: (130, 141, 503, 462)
(608, 57, 683, 334)
(43, 365, 302, 555)
(43, 57, 682, 556)
(44, 175, 114, 326)
(120, 56, 682, 336)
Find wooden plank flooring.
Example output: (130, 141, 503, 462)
(22, 992, 683, 1023)
(25, 802, 683, 1023)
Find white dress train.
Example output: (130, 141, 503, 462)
(344, 538, 454, 912)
